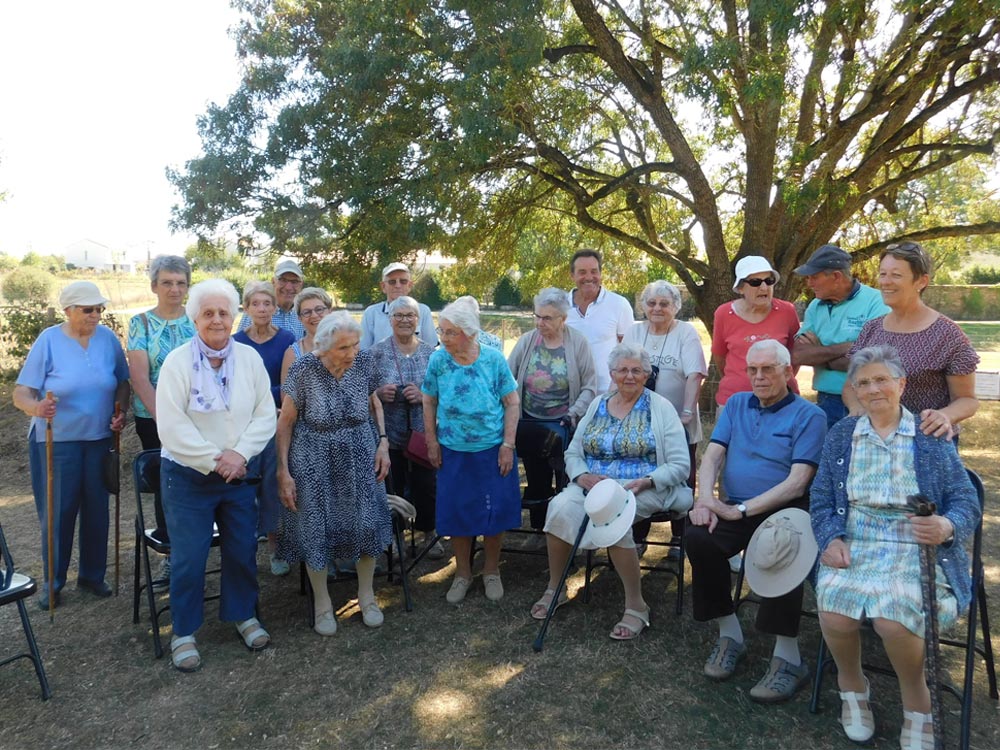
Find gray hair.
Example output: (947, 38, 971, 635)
(533, 287, 569, 317)
(149, 254, 191, 285)
(387, 295, 420, 317)
(746, 339, 791, 367)
(640, 280, 681, 311)
(847, 345, 906, 383)
(186, 279, 240, 319)
(439, 295, 480, 336)
(608, 342, 653, 375)
(314, 311, 362, 352)
(294, 287, 333, 314)
(242, 280, 277, 308)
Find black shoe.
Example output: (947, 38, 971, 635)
(37, 587, 61, 610)
(77, 579, 113, 598)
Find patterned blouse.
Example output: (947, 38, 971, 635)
(580, 391, 658, 480)
(846, 408, 919, 509)
(370, 337, 435, 449)
(126, 310, 195, 419)
(522, 344, 570, 418)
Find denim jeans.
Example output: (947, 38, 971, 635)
(816, 391, 848, 430)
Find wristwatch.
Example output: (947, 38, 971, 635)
(736, 503, 748, 519)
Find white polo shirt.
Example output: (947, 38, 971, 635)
(565, 286, 635, 393)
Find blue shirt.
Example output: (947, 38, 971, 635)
(18, 325, 129, 442)
(126, 310, 196, 418)
(421, 345, 517, 452)
(234, 328, 296, 407)
(238, 306, 305, 339)
(798, 281, 888, 394)
(710, 391, 827, 504)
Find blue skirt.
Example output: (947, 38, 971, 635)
(436, 444, 521, 536)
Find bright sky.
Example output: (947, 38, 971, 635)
(0, 1, 243, 260)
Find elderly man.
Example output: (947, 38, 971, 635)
(791, 245, 888, 428)
(238, 258, 306, 338)
(687, 340, 826, 703)
(564, 249, 634, 393)
(360, 262, 438, 349)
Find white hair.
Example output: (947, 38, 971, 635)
(186, 279, 240, 320)
(533, 287, 569, 317)
(608, 342, 653, 374)
(314, 311, 362, 352)
(387, 295, 420, 317)
(746, 339, 791, 367)
(439, 296, 480, 336)
(848, 345, 906, 382)
(242, 280, 276, 308)
(640, 280, 682, 310)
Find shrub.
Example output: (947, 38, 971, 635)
(962, 289, 985, 318)
(965, 265, 1000, 285)
(412, 272, 447, 310)
(492, 275, 523, 307)
(2, 266, 55, 304)
(0, 304, 62, 361)
(0, 253, 18, 273)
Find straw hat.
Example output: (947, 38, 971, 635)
(745, 508, 817, 597)
(582, 479, 636, 549)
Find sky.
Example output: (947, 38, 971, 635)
(0, 1, 244, 260)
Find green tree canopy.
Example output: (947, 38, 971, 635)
(170, 0, 1000, 329)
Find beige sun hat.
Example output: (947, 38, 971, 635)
(745, 508, 818, 598)
(58, 281, 108, 310)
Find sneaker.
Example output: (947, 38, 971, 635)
(483, 573, 503, 602)
(446, 575, 472, 604)
(153, 557, 171, 592)
(703, 636, 746, 680)
(749, 656, 810, 703)
(270, 554, 290, 577)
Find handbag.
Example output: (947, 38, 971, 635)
(391, 339, 435, 469)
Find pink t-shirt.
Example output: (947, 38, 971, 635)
(712, 299, 800, 405)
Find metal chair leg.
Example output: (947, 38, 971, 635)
(16, 599, 51, 700)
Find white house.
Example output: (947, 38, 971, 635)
(63, 239, 136, 273)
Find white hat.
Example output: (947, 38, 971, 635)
(274, 259, 304, 279)
(733, 256, 780, 291)
(59, 281, 108, 310)
(582, 479, 637, 549)
(745, 508, 818, 598)
(382, 262, 410, 279)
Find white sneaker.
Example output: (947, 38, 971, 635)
(270, 554, 291, 577)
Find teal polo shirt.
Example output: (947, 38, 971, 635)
(798, 281, 888, 395)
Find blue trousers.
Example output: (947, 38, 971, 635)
(255, 436, 280, 536)
(161, 458, 259, 637)
(816, 391, 848, 430)
(28, 436, 110, 591)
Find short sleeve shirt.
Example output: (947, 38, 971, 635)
(421, 345, 517, 452)
(565, 287, 635, 394)
(126, 310, 196, 418)
(710, 391, 826, 504)
(18, 325, 129, 442)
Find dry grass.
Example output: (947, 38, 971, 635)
(0, 395, 998, 750)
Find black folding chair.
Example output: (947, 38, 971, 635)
(131, 449, 222, 658)
(808, 469, 997, 750)
(0, 520, 52, 700)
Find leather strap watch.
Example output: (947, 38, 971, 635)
(736, 503, 748, 519)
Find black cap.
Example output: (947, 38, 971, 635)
(794, 244, 851, 276)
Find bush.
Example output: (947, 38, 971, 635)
(962, 289, 985, 318)
(965, 265, 1000, 285)
(2, 266, 55, 304)
(0, 253, 18, 273)
(412, 272, 447, 310)
(0, 304, 62, 361)
(492, 275, 523, 307)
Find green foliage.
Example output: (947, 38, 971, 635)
(0, 253, 18, 273)
(966, 265, 1000, 285)
(2, 266, 55, 304)
(185, 239, 246, 273)
(492, 275, 523, 307)
(0, 304, 61, 363)
(412, 272, 447, 311)
(20, 251, 65, 273)
(963, 289, 985, 318)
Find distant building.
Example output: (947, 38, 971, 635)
(63, 239, 136, 273)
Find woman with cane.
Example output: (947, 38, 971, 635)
(811, 346, 979, 749)
(13, 281, 129, 610)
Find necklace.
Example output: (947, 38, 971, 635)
(642, 322, 672, 363)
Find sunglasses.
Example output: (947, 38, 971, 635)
(742, 277, 777, 287)
(384, 278, 410, 286)
(78, 305, 106, 314)
(885, 241, 922, 253)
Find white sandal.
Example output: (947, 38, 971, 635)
(839, 677, 874, 742)
(236, 617, 270, 651)
(170, 635, 201, 673)
(900, 710, 933, 750)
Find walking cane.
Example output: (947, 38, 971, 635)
(45, 391, 55, 624)
(908, 493, 944, 750)
(113, 402, 121, 596)
(533, 514, 588, 652)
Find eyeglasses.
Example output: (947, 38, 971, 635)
(644, 299, 674, 308)
(276, 276, 302, 286)
(612, 367, 645, 378)
(384, 278, 410, 286)
(742, 277, 777, 287)
(533, 313, 558, 323)
(77, 305, 105, 315)
(746, 364, 781, 377)
(853, 375, 899, 389)
(299, 306, 328, 318)
(392, 312, 417, 321)
(436, 327, 463, 339)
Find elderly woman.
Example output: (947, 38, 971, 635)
(14, 281, 129, 609)
(846, 242, 979, 439)
(531, 343, 693, 639)
(508, 287, 597, 527)
(712, 256, 799, 407)
(370, 296, 441, 557)
(625, 280, 706, 551)
(280, 287, 333, 381)
(812, 345, 979, 748)
(156, 279, 276, 671)
(422, 296, 521, 603)
(234, 281, 296, 576)
(276, 312, 393, 636)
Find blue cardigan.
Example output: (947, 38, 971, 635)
(810, 417, 980, 613)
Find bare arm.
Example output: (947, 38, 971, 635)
(791, 331, 852, 369)
(919, 373, 979, 439)
(128, 350, 157, 418)
(690, 442, 726, 531)
(369, 392, 390, 480)
(111, 379, 131, 431)
(497, 390, 520, 476)
(680, 372, 704, 425)
(422, 393, 441, 468)
(13, 385, 56, 419)
(279, 346, 295, 385)
(741, 463, 816, 517)
(276, 393, 298, 510)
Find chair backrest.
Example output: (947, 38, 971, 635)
(0, 521, 15, 591)
(966, 468, 985, 572)
(132, 448, 162, 530)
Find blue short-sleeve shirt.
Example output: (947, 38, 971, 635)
(18, 324, 129, 442)
(711, 391, 827, 504)
(421, 345, 517, 452)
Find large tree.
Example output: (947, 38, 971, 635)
(170, 0, 1000, 327)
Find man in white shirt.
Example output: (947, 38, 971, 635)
(360, 262, 438, 349)
(564, 250, 634, 393)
